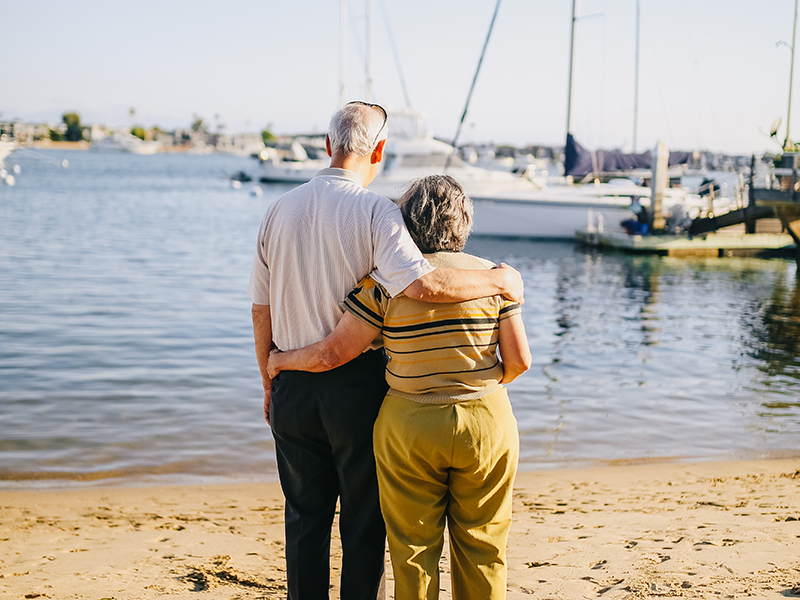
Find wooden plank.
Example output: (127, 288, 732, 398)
(689, 206, 775, 236)
(753, 188, 800, 203)
(668, 248, 720, 258)
(575, 229, 796, 253)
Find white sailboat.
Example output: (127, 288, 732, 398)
(366, 1, 715, 239)
(369, 129, 710, 239)
(435, 0, 722, 239)
(260, 1, 716, 239)
(363, 109, 719, 239)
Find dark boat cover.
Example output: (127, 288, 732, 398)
(564, 134, 693, 178)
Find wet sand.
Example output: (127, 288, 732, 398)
(1, 459, 798, 599)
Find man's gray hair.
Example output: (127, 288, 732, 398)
(328, 103, 387, 157)
(397, 175, 473, 253)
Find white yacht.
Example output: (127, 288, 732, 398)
(377, 167, 715, 240)
(367, 111, 726, 238)
(466, 179, 733, 239)
(368, 110, 539, 201)
(258, 140, 329, 183)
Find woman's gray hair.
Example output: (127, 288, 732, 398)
(328, 103, 387, 157)
(397, 175, 473, 253)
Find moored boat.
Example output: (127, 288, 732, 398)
(258, 139, 328, 183)
(91, 133, 161, 155)
(0, 137, 17, 165)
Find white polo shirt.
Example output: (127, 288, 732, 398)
(248, 168, 434, 351)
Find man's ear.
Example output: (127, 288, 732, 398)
(371, 139, 386, 164)
(325, 135, 333, 158)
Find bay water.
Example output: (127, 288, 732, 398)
(1, 150, 798, 488)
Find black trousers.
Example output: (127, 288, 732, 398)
(271, 349, 389, 600)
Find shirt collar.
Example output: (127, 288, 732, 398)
(315, 167, 363, 187)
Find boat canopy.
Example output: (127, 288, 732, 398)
(564, 134, 693, 178)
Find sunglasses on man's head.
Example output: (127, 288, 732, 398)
(347, 101, 387, 148)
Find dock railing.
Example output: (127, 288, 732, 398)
(752, 152, 800, 205)
(688, 156, 775, 236)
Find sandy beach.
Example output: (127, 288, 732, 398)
(1, 459, 798, 600)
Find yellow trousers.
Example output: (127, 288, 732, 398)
(373, 387, 519, 600)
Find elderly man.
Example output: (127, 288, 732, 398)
(248, 101, 523, 600)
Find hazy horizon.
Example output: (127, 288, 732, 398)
(3, 0, 798, 154)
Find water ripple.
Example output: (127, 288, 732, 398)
(1, 152, 798, 487)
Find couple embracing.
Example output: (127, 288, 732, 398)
(248, 101, 531, 600)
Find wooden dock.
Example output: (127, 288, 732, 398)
(576, 153, 800, 258)
(576, 229, 796, 258)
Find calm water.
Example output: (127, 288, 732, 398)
(1, 151, 798, 489)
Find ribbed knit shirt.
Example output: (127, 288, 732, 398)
(248, 168, 434, 351)
(343, 251, 522, 404)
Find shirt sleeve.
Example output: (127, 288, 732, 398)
(369, 205, 435, 298)
(499, 301, 521, 321)
(342, 276, 389, 331)
(247, 217, 271, 305)
(467, 254, 520, 320)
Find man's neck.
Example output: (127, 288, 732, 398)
(329, 153, 373, 187)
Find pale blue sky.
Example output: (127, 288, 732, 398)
(3, 0, 798, 153)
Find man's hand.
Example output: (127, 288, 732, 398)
(494, 262, 524, 305)
(252, 304, 274, 425)
(267, 349, 283, 379)
(263, 389, 272, 426)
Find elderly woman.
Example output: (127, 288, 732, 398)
(268, 174, 531, 600)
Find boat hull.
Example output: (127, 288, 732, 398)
(259, 161, 326, 184)
(470, 195, 631, 238)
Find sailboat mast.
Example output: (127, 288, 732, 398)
(446, 0, 502, 171)
(339, 0, 348, 106)
(633, 0, 640, 152)
(378, 0, 412, 108)
(566, 0, 577, 137)
(365, 0, 372, 101)
(786, 0, 799, 149)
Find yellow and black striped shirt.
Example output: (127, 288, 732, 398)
(343, 252, 521, 404)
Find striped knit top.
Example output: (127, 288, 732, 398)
(344, 251, 522, 404)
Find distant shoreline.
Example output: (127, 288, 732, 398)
(26, 140, 90, 150)
(22, 140, 195, 152)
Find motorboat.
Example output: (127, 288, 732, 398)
(216, 133, 265, 157)
(90, 132, 161, 155)
(258, 139, 328, 183)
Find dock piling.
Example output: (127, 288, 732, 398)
(650, 140, 669, 231)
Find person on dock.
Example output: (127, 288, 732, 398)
(267, 174, 532, 600)
(621, 197, 650, 235)
(248, 103, 525, 600)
